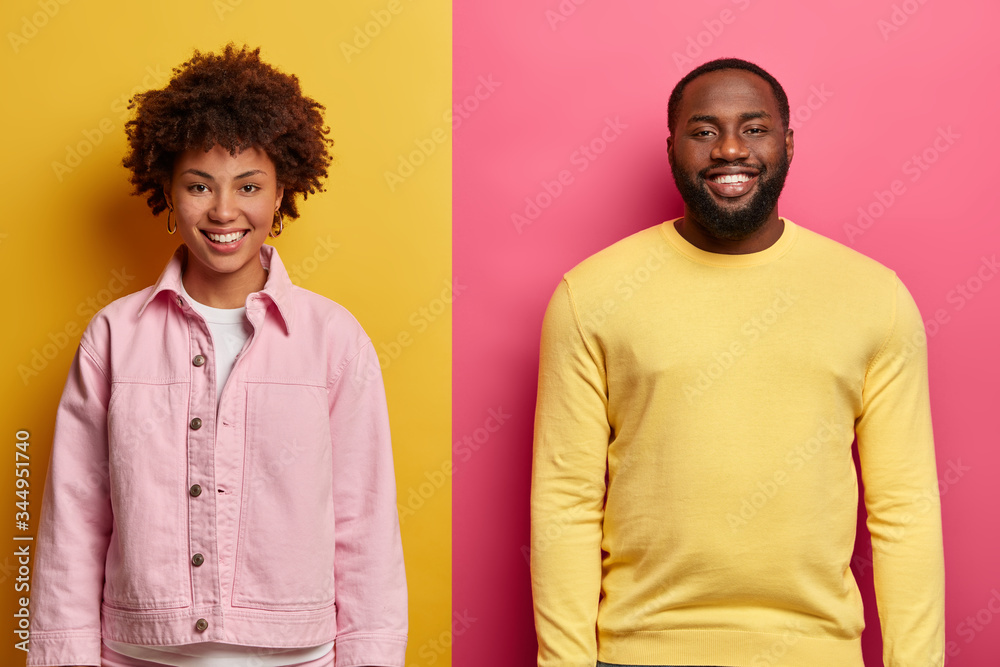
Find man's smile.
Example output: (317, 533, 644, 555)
(702, 166, 762, 199)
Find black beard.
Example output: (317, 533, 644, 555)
(671, 152, 790, 241)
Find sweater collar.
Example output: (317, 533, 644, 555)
(660, 217, 798, 268)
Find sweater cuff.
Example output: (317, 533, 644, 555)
(335, 632, 408, 667)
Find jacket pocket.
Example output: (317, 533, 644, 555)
(103, 381, 191, 610)
(233, 381, 336, 610)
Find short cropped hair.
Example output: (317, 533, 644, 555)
(123, 43, 333, 223)
(668, 58, 790, 134)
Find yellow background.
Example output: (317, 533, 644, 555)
(0, 1, 451, 665)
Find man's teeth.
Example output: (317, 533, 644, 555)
(206, 231, 245, 243)
(712, 173, 752, 184)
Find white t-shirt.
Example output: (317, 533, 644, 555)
(181, 282, 253, 407)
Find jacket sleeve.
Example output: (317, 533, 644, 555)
(27, 336, 114, 667)
(530, 279, 609, 667)
(328, 340, 408, 667)
(855, 276, 946, 667)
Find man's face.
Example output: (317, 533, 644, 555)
(667, 69, 793, 241)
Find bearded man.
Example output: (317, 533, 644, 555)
(530, 58, 945, 667)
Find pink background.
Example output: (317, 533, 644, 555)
(453, 1, 999, 665)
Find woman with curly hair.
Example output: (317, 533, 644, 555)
(29, 44, 407, 667)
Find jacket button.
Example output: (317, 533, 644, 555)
(191, 553, 205, 567)
(190, 417, 202, 430)
(189, 484, 202, 497)
(195, 618, 208, 632)
(192, 355, 206, 367)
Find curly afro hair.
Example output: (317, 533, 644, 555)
(123, 44, 333, 229)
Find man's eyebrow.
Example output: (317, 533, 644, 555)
(686, 114, 719, 125)
(685, 111, 772, 125)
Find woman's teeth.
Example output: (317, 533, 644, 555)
(205, 231, 246, 243)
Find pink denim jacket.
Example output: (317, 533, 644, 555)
(28, 245, 407, 667)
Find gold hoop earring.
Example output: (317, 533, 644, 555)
(270, 209, 284, 238)
(166, 206, 177, 234)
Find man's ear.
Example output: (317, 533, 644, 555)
(666, 135, 674, 168)
(784, 128, 794, 164)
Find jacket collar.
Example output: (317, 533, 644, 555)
(138, 244, 295, 333)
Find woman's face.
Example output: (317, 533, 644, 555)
(167, 144, 283, 296)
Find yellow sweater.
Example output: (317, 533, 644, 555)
(531, 219, 944, 667)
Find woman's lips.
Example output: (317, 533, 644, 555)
(201, 229, 249, 251)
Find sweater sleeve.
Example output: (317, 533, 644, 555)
(328, 340, 408, 667)
(531, 279, 610, 667)
(855, 276, 945, 667)
(28, 337, 114, 667)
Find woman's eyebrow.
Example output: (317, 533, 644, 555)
(182, 168, 215, 179)
(180, 169, 268, 179)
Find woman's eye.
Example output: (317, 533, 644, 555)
(187, 184, 208, 193)
(240, 184, 259, 193)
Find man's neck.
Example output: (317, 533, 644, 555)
(675, 213, 785, 255)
